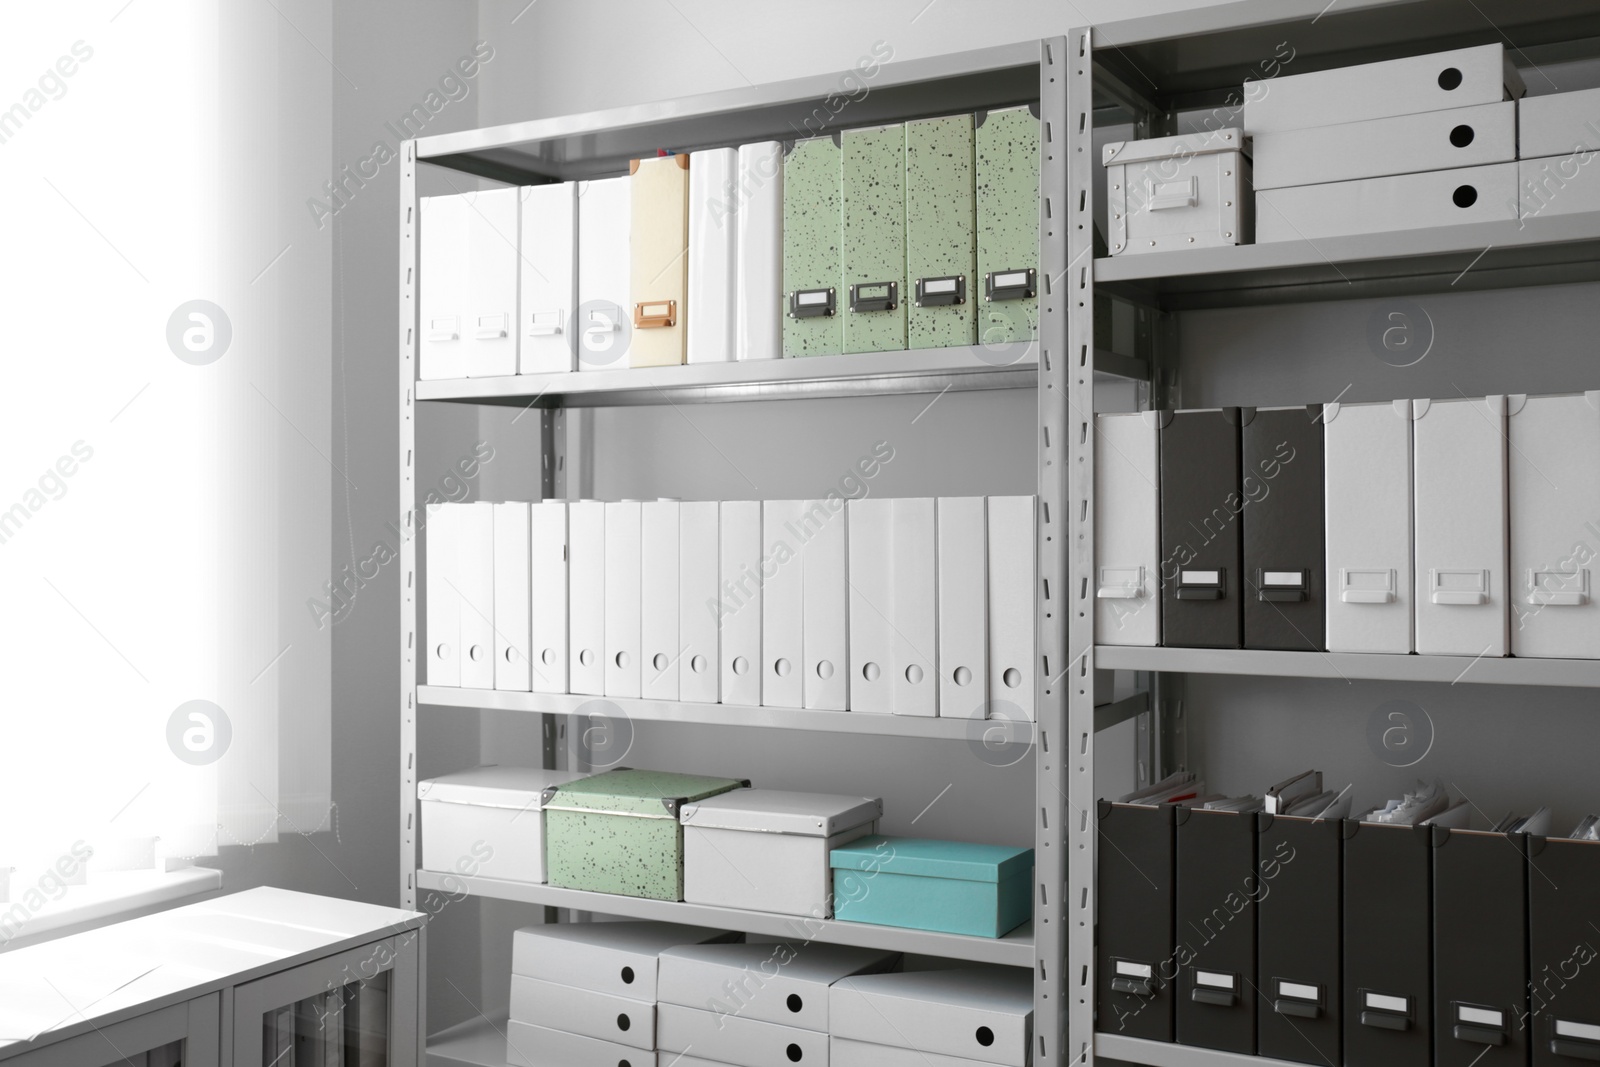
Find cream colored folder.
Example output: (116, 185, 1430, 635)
(629, 155, 690, 367)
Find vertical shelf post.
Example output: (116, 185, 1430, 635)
(399, 139, 419, 912)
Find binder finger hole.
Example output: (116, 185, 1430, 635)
(580, 649, 596, 667)
(620, 965, 635, 984)
(691, 654, 707, 674)
(733, 656, 751, 676)
(1452, 184, 1478, 208)
(469, 645, 486, 662)
(787, 993, 804, 1013)
(816, 660, 834, 680)
(905, 664, 925, 685)
(616, 1013, 631, 1032)
(976, 1026, 995, 1047)
(614, 651, 630, 669)
(541, 648, 556, 665)
(435, 643, 451, 660)
(1004, 667, 1023, 688)
(1449, 124, 1474, 148)
(653, 653, 668, 671)
(774, 657, 793, 677)
(953, 666, 973, 686)
(786, 1044, 803, 1062)
(862, 662, 881, 682)
(1438, 66, 1463, 90)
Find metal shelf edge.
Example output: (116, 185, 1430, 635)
(1096, 1033, 1311, 1067)
(1094, 645, 1600, 687)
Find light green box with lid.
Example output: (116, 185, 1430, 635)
(975, 104, 1040, 348)
(906, 113, 978, 350)
(543, 768, 748, 900)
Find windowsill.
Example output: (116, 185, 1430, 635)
(0, 866, 223, 951)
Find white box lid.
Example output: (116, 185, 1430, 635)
(1102, 128, 1245, 168)
(679, 789, 882, 836)
(417, 766, 584, 810)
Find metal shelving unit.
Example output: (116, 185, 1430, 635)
(1095, 646, 1600, 687)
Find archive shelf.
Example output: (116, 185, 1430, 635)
(1095, 1034, 1307, 1067)
(1095, 646, 1600, 688)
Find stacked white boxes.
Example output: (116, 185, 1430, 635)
(829, 967, 1034, 1067)
(1518, 87, 1600, 222)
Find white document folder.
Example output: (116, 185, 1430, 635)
(464, 187, 520, 378)
(457, 501, 496, 689)
(719, 500, 763, 706)
(1095, 413, 1161, 648)
(642, 500, 681, 700)
(419, 195, 469, 381)
(1508, 393, 1600, 659)
(847, 498, 938, 717)
(988, 495, 1036, 721)
(801, 498, 849, 711)
(493, 502, 532, 691)
(529, 501, 569, 693)
(679, 501, 720, 704)
(576, 176, 632, 371)
(736, 141, 784, 361)
(938, 497, 988, 719)
(687, 148, 738, 364)
(568, 501, 606, 695)
(604, 501, 642, 698)
(1413, 396, 1509, 657)
(1325, 400, 1415, 654)
(762, 500, 806, 709)
(518, 182, 577, 374)
(425, 502, 461, 687)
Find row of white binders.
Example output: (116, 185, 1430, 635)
(1095, 393, 1600, 658)
(425, 495, 1037, 719)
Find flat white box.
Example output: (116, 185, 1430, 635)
(464, 186, 520, 378)
(937, 497, 988, 719)
(418, 766, 580, 884)
(1413, 396, 1509, 657)
(1252, 101, 1516, 191)
(425, 502, 461, 686)
(511, 921, 738, 995)
(576, 176, 632, 371)
(1519, 87, 1600, 159)
(1243, 43, 1524, 135)
(493, 502, 532, 691)
(679, 501, 720, 703)
(518, 182, 578, 374)
(458, 501, 496, 689)
(605, 501, 643, 697)
(829, 968, 1033, 1067)
(1324, 400, 1415, 654)
(1257, 161, 1519, 242)
(801, 498, 849, 711)
(419, 195, 469, 381)
(642, 501, 681, 700)
(736, 141, 785, 361)
(679, 789, 880, 917)
(510, 975, 653, 1050)
(656, 942, 898, 1030)
(1519, 155, 1600, 222)
(505, 1020, 643, 1067)
(530, 501, 569, 693)
(1095, 413, 1161, 648)
(988, 496, 1036, 721)
(657, 1004, 825, 1067)
(831, 1038, 998, 1067)
(1104, 128, 1250, 255)
(846, 498, 937, 716)
(568, 501, 606, 695)
(1508, 392, 1600, 659)
(688, 147, 738, 364)
(719, 500, 763, 706)
(762, 500, 806, 708)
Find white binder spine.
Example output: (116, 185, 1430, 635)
(529, 501, 569, 693)
(938, 497, 988, 719)
(891, 498, 938, 718)
(680, 501, 721, 703)
(1324, 399, 1414, 654)
(518, 182, 577, 374)
(604, 501, 643, 698)
(688, 148, 739, 364)
(736, 141, 785, 361)
(493, 502, 533, 691)
(576, 176, 632, 371)
(988, 495, 1036, 721)
(464, 187, 520, 378)
(847, 498, 894, 715)
(458, 501, 496, 689)
(642, 500, 682, 700)
(719, 500, 763, 706)
(801, 498, 849, 711)
(425, 503, 461, 687)
(762, 500, 806, 709)
(568, 501, 606, 695)
(1094, 412, 1161, 647)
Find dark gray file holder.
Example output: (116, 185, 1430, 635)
(1176, 805, 1257, 1054)
(1240, 405, 1325, 652)
(1344, 820, 1434, 1067)
(1527, 835, 1600, 1067)
(1096, 801, 1177, 1042)
(1159, 408, 1244, 649)
(1256, 812, 1341, 1065)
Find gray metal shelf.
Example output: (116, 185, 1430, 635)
(1095, 1034, 1307, 1067)
(426, 1015, 508, 1067)
(413, 871, 1034, 968)
(1095, 646, 1600, 688)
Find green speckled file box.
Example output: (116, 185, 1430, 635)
(842, 124, 907, 354)
(976, 105, 1039, 346)
(782, 136, 843, 357)
(906, 114, 977, 350)
(544, 768, 747, 900)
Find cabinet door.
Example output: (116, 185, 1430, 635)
(4, 994, 219, 1067)
(232, 932, 421, 1067)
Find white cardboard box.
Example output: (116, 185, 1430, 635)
(762, 500, 806, 709)
(605, 501, 643, 698)
(506, 1020, 645, 1067)
(719, 500, 763, 706)
(518, 182, 578, 374)
(1519, 86, 1600, 159)
(425, 502, 462, 687)
(642, 500, 681, 700)
(1412, 396, 1509, 657)
(1507, 392, 1600, 659)
(688, 148, 738, 364)
(493, 502, 532, 691)
(679, 789, 880, 917)
(937, 497, 989, 718)
(829, 968, 1033, 1067)
(831, 1037, 998, 1067)
(736, 141, 785, 361)
(679, 501, 720, 703)
(1519, 154, 1600, 222)
(511, 921, 739, 994)
(418, 766, 580, 884)
(458, 501, 496, 689)
(988, 496, 1036, 721)
(1257, 161, 1518, 242)
(530, 501, 570, 693)
(510, 974, 654, 1050)
(800, 498, 849, 711)
(576, 176, 633, 371)
(464, 186, 520, 378)
(568, 501, 606, 695)
(1095, 413, 1161, 648)
(1324, 400, 1415, 654)
(1104, 128, 1250, 255)
(656, 942, 898, 1030)
(657, 1004, 825, 1067)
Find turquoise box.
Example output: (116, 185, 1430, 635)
(829, 835, 1033, 938)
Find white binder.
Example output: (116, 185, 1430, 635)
(464, 187, 520, 378)
(937, 497, 988, 719)
(848, 498, 893, 715)
(419, 195, 469, 381)
(518, 182, 577, 374)
(529, 501, 569, 694)
(642, 499, 681, 700)
(762, 500, 806, 709)
(847, 498, 937, 717)
(604, 500, 642, 698)
(425, 502, 461, 687)
(1325, 400, 1414, 654)
(1413, 396, 1509, 657)
(1508, 393, 1600, 659)
(576, 176, 632, 371)
(679, 501, 720, 704)
(1094, 413, 1161, 648)
(568, 501, 606, 695)
(687, 148, 738, 364)
(802, 498, 848, 711)
(719, 500, 763, 706)
(493, 502, 532, 691)
(457, 501, 496, 689)
(1256, 162, 1518, 243)
(988, 496, 1036, 721)
(736, 141, 784, 361)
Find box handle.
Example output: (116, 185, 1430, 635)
(1147, 175, 1198, 211)
(1097, 566, 1144, 599)
(1431, 568, 1488, 606)
(1176, 568, 1224, 601)
(1275, 999, 1321, 1019)
(1257, 569, 1308, 603)
(788, 287, 836, 319)
(1528, 569, 1589, 607)
(1553, 1039, 1600, 1061)
(427, 316, 460, 343)
(914, 275, 966, 307)
(474, 313, 509, 340)
(633, 300, 677, 329)
(1362, 1011, 1411, 1031)
(587, 304, 624, 332)
(1553, 1020, 1600, 1060)
(849, 281, 898, 313)
(1360, 990, 1412, 1030)
(528, 309, 564, 336)
(1340, 567, 1395, 604)
(1111, 959, 1155, 997)
(1274, 979, 1322, 1018)
(1454, 1003, 1508, 1045)
(1191, 969, 1237, 1005)
(1112, 976, 1154, 997)
(985, 268, 1035, 302)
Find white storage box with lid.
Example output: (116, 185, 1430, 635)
(657, 942, 899, 1031)
(417, 765, 582, 884)
(510, 973, 656, 1050)
(1103, 128, 1250, 255)
(512, 920, 740, 996)
(1256, 161, 1518, 242)
(829, 966, 1033, 1067)
(506, 1021, 647, 1067)
(679, 789, 882, 917)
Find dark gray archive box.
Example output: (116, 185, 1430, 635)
(1159, 408, 1244, 649)
(1240, 405, 1325, 651)
(1344, 820, 1434, 1067)
(1433, 826, 1530, 1067)
(1255, 812, 1341, 1065)
(1096, 801, 1177, 1042)
(1176, 805, 1257, 1054)
(1527, 835, 1600, 1067)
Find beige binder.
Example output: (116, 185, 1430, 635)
(629, 155, 690, 367)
